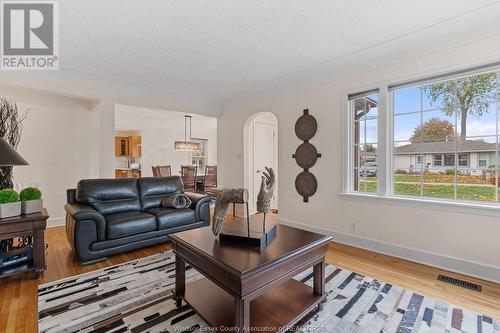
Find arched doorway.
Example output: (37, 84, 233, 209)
(243, 112, 278, 215)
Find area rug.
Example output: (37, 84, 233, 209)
(38, 251, 499, 333)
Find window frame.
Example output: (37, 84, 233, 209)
(416, 155, 423, 164)
(458, 154, 469, 167)
(190, 137, 208, 172)
(346, 90, 383, 194)
(343, 63, 500, 210)
(433, 154, 443, 167)
(444, 154, 455, 167)
(478, 153, 488, 168)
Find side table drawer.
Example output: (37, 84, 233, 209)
(0, 221, 33, 237)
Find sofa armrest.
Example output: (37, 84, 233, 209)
(65, 203, 106, 241)
(185, 192, 211, 226)
(67, 188, 77, 204)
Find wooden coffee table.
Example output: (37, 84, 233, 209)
(170, 221, 332, 332)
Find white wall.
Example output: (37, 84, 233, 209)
(115, 104, 217, 177)
(2, 88, 100, 226)
(218, 35, 500, 282)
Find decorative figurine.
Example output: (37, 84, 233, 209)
(212, 167, 276, 247)
(212, 188, 249, 235)
(256, 167, 276, 232)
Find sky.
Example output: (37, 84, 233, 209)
(358, 85, 499, 146)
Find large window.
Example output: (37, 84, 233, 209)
(347, 67, 500, 204)
(392, 70, 499, 202)
(349, 92, 379, 193)
(191, 138, 208, 172)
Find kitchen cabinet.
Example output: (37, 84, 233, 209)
(115, 137, 130, 157)
(115, 169, 141, 179)
(114, 136, 141, 157)
(129, 136, 141, 157)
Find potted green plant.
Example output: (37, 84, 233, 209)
(0, 189, 21, 218)
(20, 187, 43, 214)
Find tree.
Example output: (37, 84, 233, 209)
(424, 73, 496, 140)
(362, 143, 376, 152)
(410, 117, 454, 143)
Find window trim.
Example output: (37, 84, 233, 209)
(190, 137, 208, 172)
(433, 154, 443, 167)
(343, 62, 500, 210)
(340, 191, 500, 218)
(458, 154, 469, 167)
(478, 153, 488, 168)
(346, 89, 382, 193)
(444, 154, 455, 167)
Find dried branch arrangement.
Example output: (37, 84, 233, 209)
(0, 98, 27, 189)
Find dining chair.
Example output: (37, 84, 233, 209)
(199, 165, 217, 194)
(152, 165, 171, 177)
(152, 166, 160, 177)
(157, 165, 171, 176)
(181, 165, 197, 192)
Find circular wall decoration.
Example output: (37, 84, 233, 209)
(295, 171, 318, 200)
(292, 109, 321, 202)
(294, 112, 317, 141)
(294, 142, 318, 169)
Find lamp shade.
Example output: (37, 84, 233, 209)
(174, 140, 201, 152)
(0, 137, 28, 166)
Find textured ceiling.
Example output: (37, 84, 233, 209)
(22, 0, 500, 111)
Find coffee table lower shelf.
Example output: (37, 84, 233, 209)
(183, 277, 325, 331)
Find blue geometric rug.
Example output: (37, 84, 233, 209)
(37, 251, 499, 333)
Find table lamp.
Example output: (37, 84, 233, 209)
(0, 137, 28, 166)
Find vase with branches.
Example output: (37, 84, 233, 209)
(0, 98, 26, 190)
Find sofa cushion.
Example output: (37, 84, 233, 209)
(76, 178, 141, 215)
(138, 176, 184, 210)
(146, 207, 196, 230)
(105, 211, 156, 240)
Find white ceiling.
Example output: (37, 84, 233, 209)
(21, 0, 500, 111)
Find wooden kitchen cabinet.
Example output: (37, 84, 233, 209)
(115, 169, 141, 179)
(129, 136, 141, 157)
(115, 137, 130, 157)
(114, 136, 141, 157)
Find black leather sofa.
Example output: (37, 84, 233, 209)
(65, 176, 211, 265)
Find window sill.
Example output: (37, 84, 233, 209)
(340, 192, 500, 217)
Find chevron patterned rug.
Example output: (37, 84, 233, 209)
(38, 251, 499, 333)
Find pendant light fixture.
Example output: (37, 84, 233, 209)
(174, 115, 201, 152)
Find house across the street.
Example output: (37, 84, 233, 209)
(393, 140, 495, 175)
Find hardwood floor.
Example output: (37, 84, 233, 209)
(1, 219, 499, 332)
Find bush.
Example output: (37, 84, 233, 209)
(444, 169, 462, 176)
(0, 189, 19, 204)
(19, 187, 42, 201)
(394, 169, 408, 174)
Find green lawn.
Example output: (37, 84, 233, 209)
(359, 181, 497, 201)
(367, 174, 487, 184)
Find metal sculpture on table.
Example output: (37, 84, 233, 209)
(256, 167, 276, 233)
(212, 188, 249, 236)
(212, 167, 277, 247)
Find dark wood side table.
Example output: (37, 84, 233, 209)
(170, 222, 332, 332)
(0, 208, 49, 279)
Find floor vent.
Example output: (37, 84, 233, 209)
(437, 274, 482, 292)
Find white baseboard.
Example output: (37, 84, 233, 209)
(278, 217, 500, 284)
(47, 217, 65, 228)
